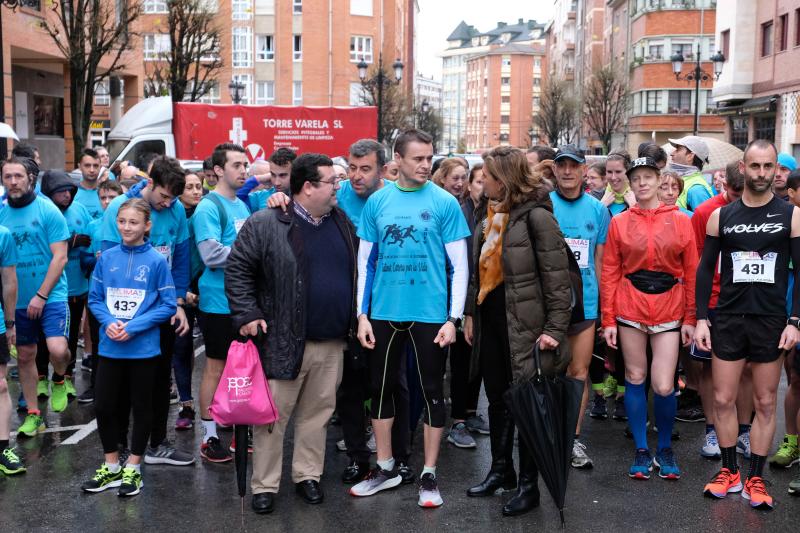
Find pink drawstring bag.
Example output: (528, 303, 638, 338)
(209, 339, 278, 426)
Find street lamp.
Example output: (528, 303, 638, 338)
(671, 45, 725, 136)
(421, 99, 430, 114)
(357, 54, 404, 143)
(228, 79, 245, 104)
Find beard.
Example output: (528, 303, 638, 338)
(745, 173, 774, 193)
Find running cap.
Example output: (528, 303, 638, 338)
(626, 157, 660, 177)
(778, 152, 797, 172)
(668, 135, 709, 163)
(554, 144, 586, 164)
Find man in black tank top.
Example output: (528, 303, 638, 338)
(695, 139, 800, 510)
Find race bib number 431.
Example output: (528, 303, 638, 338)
(107, 287, 146, 320)
(731, 251, 776, 284)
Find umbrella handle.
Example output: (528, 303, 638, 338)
(533, 344, 560, 377)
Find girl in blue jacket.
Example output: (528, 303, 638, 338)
(82, 198, 177, 497)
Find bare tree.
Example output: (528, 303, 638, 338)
(42, 0, 141, 157)
(583, 65, 630, 154)
(415, 103, 443, 153)
(144, 0, 223, 102)
(359, 64, 412, 145)
(533, 78, 579, 146)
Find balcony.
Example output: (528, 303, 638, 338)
(632, 0, 717, 18)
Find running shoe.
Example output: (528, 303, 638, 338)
(768, 436, 799, 468)
(571, 441, 593, 469)
(789, 465, 800, 495)
(612, 400, 628, 421)
(144, 442, 195, 466)
(8, 366, 18, 380)
(200, 436, 232, 463)
(628, 449, 653, 479)
(589, 394, 608, 420)
(742, 476, 773, 509)
(398, 461, 415, 484)
(653, 448, 681, 479)
(674, 405, 705, 423)
(77, 387, 94, 404)
(336, 439, 347, 452)
(447, 422, 476, 449)
(17, 413, 45, 437)
(36, 377, 49, 398)
(81, 354, 92, 373)
(418, 473, 443, 508)
(350, 466, 402, 497)
(118, 447, 132, 466)
(169, 389, 179, 405)
(16, 391, 26, 411)
(81, 464, 123, 493)
(118, 466, 143, 497)
(465, 414, 490, 435)
(175, 406, 195, 430)
(50, 381, 68, 412)
(0, 448, 26, 475)
(736, 432, 752, 460)
(366, 428, 377, 453)
(229, 432, 254, 454)
(602, 375, 617, 398)
(704, 468, 743, 498)
(701, 429, 721, 459)
(64, 376, 77, 398)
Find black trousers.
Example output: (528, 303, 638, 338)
(338, 351, 410, 463)
(87, 307, 101, 389)
(448, 330, 481, 420)
(95, 356, 158, 456)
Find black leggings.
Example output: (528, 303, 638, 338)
(369, 320, 447, 428)
(95, 356, 158, 456)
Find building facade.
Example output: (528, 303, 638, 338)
(575, 0, 606, 152)
(713, 0, 800, 158)
(414, 74, 441, 112)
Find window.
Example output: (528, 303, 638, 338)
(796, 9, 800, 47)
(256, 34, 274, 61)
(94, 81, 110, 106)
(293, 0, 302, 13)
(501, 56, 511, 67)
(730, 118, 748, 150)
(232, 74, 252, 104)
(648, 43, 664, 59)
(672, 42, 694, 59)
(762, 21, 773, 56)
(755, 116, 775, 142)
(232, 0, 251, 20)
(293, 35, 302, 61)
(646, 90, 662, 113)
(232, 27, 253, 67)
(533, 78, 540, 87)
(535, 57, 542, 68)
(501, 95, 510, 103)
(533, 96, 541, 107)
(255, 0, 274, 15)
(198, 82, 221, 104)
(350, 36, 373, 62)
(668, 90, 691, 113)
(500, 115, 510, 124)
(293, 81, 303, 105)
(350, 0, 373, 16)
(255, 81, 275, 105)
(143, 0, 167, 13)
(350, 82, 367, 106)
(501, 77, 510, 85)
(198, 0, 218, 12)
(143, 33, 170, 61)
(779, 14, 789, 51)
(721, 29, 730, 59)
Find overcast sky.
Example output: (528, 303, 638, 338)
(416, 0, 556, 80)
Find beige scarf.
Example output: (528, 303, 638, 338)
(477, 204, 509, 305)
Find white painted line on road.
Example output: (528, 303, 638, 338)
(10, 423, 87, 439)
(194, 345, 205, 358)
(61, 419, 97, 445)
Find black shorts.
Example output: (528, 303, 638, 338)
(711, 313, 786, 363)
(690, 309, 715, 363)
(0, 333, 9, 365)
(197, 312, 235, 360)
(568, 319, 596, 336)
(793, 349, 800, 375)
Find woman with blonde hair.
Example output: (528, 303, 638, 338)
(463, 145, 573, 517)
(433, 157, 469, 200)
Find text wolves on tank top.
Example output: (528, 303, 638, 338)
(717, 195, 793, 316)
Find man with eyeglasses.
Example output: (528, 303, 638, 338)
(226, 153, 359, 514)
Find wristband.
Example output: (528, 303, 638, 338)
(36, 291, 48, 301)
(4, 320, 14, 328)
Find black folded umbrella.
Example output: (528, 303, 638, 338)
(504, 345, 584, 527)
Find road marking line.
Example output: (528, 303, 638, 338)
(194, 345, 205, 358)
(61, 419, 97, 445)
(10, 423, 87, 439)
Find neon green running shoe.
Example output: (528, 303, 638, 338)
(81, 463, 123, 493)
(50, 381, 68, 412)
(118, 466, 143, 497)
(36, 378, 50, 398)
(64, 377, 77, 398)
(0, 448, 26, 475)
(17, 413, 45, 437)
(9, 344, 17, 359)
(768, 436, 799, 468)
(602, 375, 618, 398)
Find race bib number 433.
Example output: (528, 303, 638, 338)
(731, 251, 776, 284)
(107, 287, 146, 320)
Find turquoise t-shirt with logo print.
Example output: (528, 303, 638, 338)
(74, 185, 104, 220)
(0, 196, 70, 309)
(358, 181, 470, 324)
(63, 201, 93, 296)
(191, 192, 250, 314)
(336, 179, 369, 230)
(0, 226, 17, 334)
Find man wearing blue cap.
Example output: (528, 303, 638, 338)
(774, 152, 798, 202)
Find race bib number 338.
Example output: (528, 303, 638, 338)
(107, 287, 146, 320)
(731, 251, 776, 284)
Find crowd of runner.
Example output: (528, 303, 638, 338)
(0, 131, 798, 515)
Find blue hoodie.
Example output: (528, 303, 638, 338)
(88, 241, 177, 359)
(99, 179, 190, 300)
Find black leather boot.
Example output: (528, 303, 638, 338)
(467, 408, 517, 497)
(502, 442, 540, 516)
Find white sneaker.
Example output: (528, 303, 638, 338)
(418, 473, 443, 508)
(350, 467, 402, 497)
(736, 431, 751, 459)
(336, 439, 347, 452)
(571, 440, 593, 469)
(701, 429, 721, 458)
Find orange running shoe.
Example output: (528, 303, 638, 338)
(703, 468, 742, 498)
(742, 476, 773, 509)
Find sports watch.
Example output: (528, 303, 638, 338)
(788, 317, 800, 329)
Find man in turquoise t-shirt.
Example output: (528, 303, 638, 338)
(0, 158, 71, 436)
(73, 148, 104, 220)
(350, 130, 470, 510)
(192, 143, 252, 464)
(337, 139, 386, 230)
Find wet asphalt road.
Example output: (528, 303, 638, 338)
(1, 345, 798, 533)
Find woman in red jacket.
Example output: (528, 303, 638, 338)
(601, 157, 697, 482)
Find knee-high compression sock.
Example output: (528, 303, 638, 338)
(624, 381, 648, 450)
(654, 391, 676, 451)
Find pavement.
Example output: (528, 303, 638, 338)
(1, 345, 798, 533)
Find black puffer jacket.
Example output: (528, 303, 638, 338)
(225, 203, 360, 380)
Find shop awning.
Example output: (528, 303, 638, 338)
(714, 95, 778, 116)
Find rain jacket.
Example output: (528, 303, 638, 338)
(601, 203, 697, 328)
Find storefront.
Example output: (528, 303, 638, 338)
(716, 95, 778, 150)
(89, 119, 112, 147)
